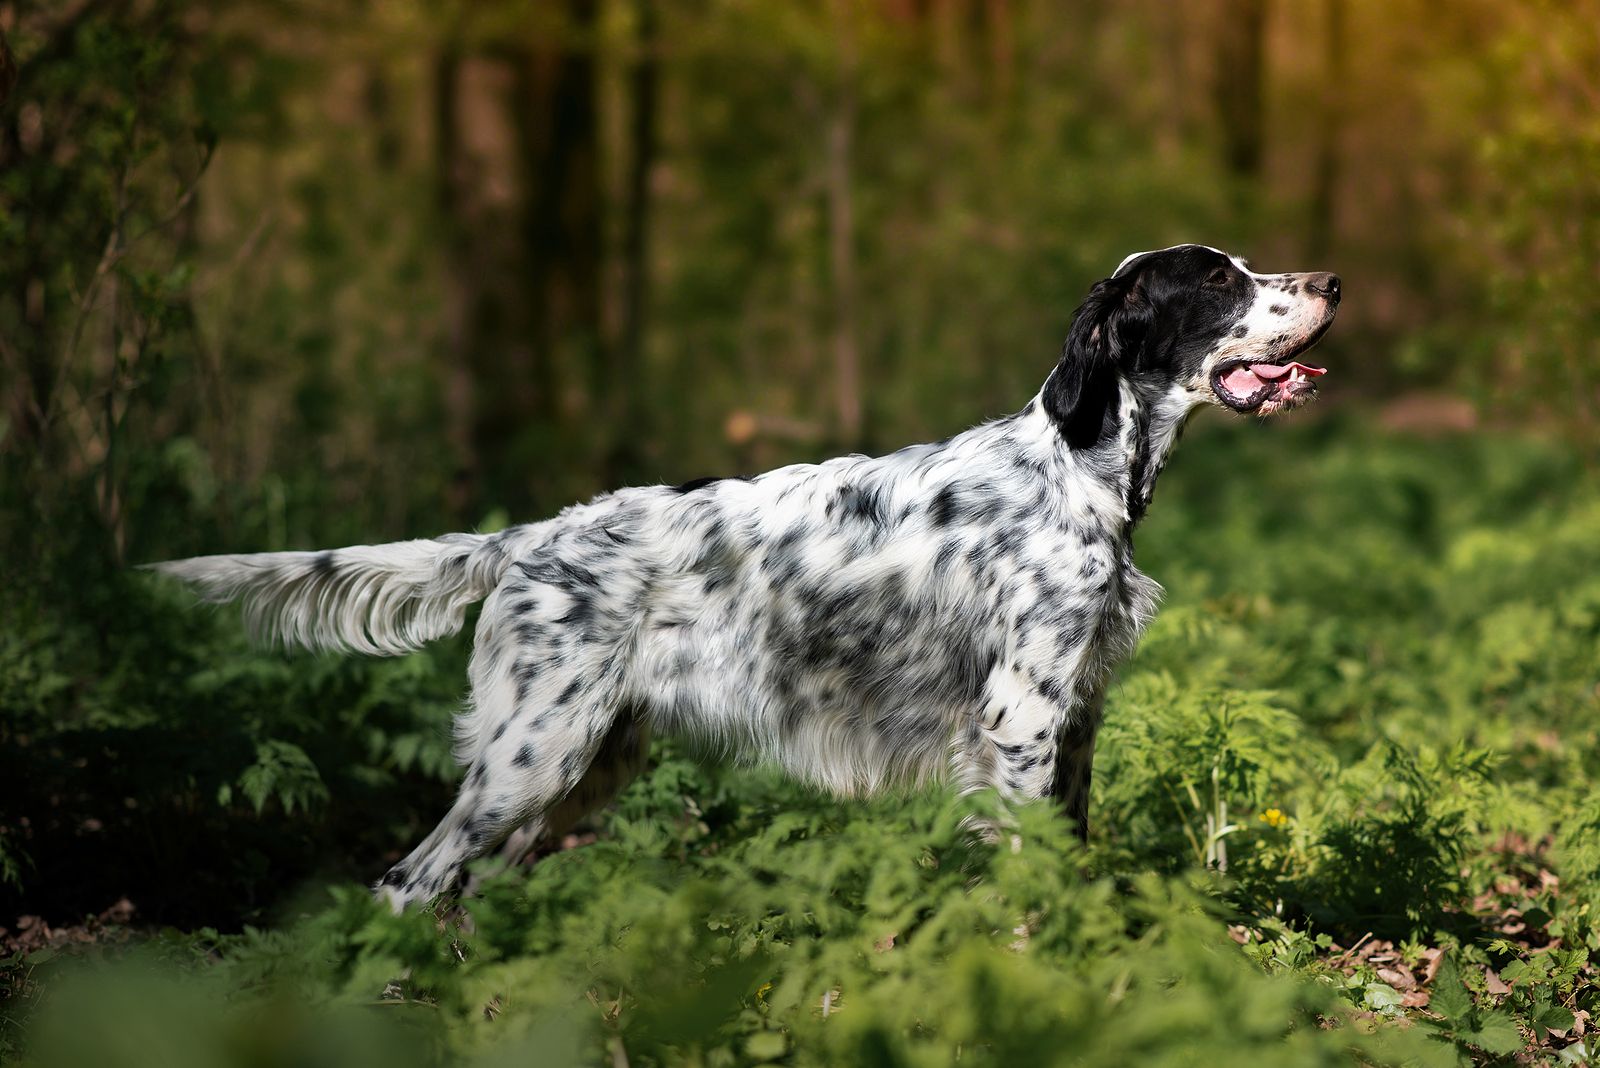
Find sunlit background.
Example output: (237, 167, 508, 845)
(5, 0, 1597, 550)
(4, 3, 1600, 1064)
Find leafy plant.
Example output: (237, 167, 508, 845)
(1421, 954, 1526, 1059)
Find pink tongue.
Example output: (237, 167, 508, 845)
(1249, 361, 1327, 380)
(1223, 367, 1263, 396)
(1222, 360, 1329, 400)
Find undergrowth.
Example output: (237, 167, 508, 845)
(4, 419, 1598, 1065)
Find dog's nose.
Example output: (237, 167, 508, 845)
(1306, 272, 1341, 306)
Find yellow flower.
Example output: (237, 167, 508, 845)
(1259, 807, 1289, 829)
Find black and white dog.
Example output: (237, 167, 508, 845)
(154, 244, 1339, 911)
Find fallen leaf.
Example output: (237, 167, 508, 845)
(1377, 966, 1416, 991)
(1358, 938, 1393, 961)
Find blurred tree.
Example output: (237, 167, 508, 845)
(5, 0, 1598, 539)
(1452, 0, 1600, 449)
(0, 17, 15, 106)
(1214, 0, 1266, 178)
(429, 0, 606, 517)
(524, 0, 603, 414)
(826, 0, 861, 446)
(610, 0, 658, 481)
(0, 0, 219, 558)
(1307, 0, 1344, 259)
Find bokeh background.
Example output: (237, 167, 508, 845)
(5, 0, 1598, 545)
(4, 2, 1600, 1064)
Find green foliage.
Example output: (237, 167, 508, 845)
(8, 423, 1600, 1065)
(1301, 744, 1494, 934)
(1431, 0, 1600, 441)
(1097, 677, 1313, 872)
(0, 506, 465, 922)
(230, 740, 330, 816)
(1423, 954, 1525, 1058)
(10, 797, 1452, 1068)
(1557, 791, 1600, 896)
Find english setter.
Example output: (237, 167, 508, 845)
(153, 244, 1340, 911)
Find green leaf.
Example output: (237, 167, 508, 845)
(1557, 1043, 1596, 1066)
(1363, 982, 1404, 1016)
(1429, 954, 1472, 1022)
(1500, 956, 1546, 984)
(236, 740, 328, 816)
(1461, 1010, 1523, 1055)
(1528, 1000, 1575, 1038)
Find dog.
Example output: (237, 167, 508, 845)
(152, 244, 1339, 911)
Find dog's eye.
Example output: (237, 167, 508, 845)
(1204, 266, 1230, 287)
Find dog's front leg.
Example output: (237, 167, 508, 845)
(1050, 692, 1104, 842)
(951, 641, 1103, 844)
(952, 657, 1072, 808)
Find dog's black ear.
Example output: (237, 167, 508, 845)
(1043, 275, 1152, 448)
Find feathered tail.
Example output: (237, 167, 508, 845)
(147, 530, 526, 656)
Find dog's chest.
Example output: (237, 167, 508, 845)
(1101, 558, 1159, 649)
(1100, 553, 1162, 667)
(1041, 531, 1161, 691)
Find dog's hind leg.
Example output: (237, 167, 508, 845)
(375, 686, 630, 912)
(375, 565, 640, 912)
(484, 715, 651, 874)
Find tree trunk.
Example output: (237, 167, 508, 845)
(610, 0, 659, 482)
(521, 0, 603, 409)
(1214, 0, 1267, 178)
(433, 48, 478, 520)
(827, 1, 861, 447)
(1308, 0, 1345, 259)
(549, 0, 604, 412)
(433, 6, 604, 519)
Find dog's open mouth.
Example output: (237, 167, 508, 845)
(1212, 359, 1327, 414)
(1212, 314, 1336, 415)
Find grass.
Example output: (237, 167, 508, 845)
(3, 416, 1598, 1066)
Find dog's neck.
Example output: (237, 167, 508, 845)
(1024, 379, 1193, 531)
(1117, 379, 1194, 526)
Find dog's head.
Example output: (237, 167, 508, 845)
(1044, 244, 1340, 447)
